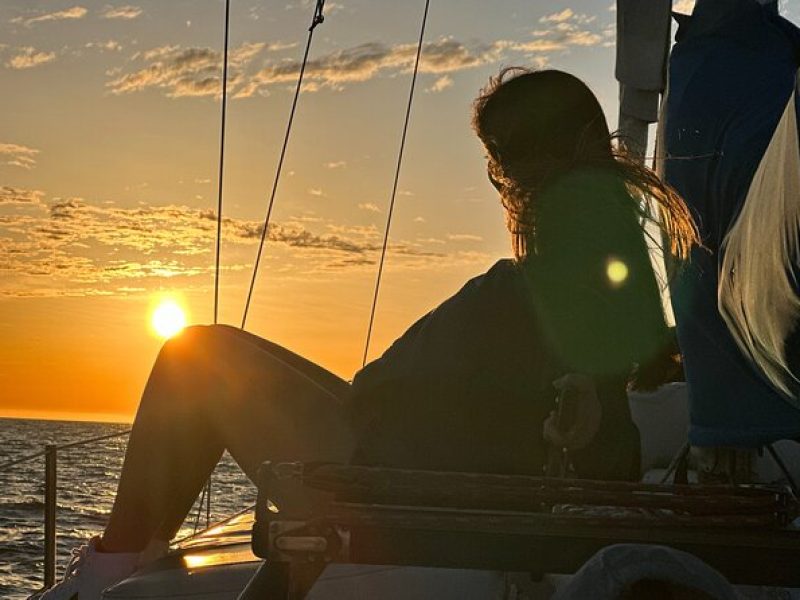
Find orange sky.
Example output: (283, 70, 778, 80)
(0, 0, 744, 422)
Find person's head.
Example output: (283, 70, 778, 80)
(472, 68, 697, 263)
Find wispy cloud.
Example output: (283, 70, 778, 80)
(108, 42, 282, 98)
(0, 186, 44, 204)
(427, 74, 453, 93)
(324, 160, 346, 169)
(540, 9, 595, 25)
(104, 24, 608, 101)
(0, 192, 450, 297)
(447, 233, 483, 242)
(12, 6, 88, 27)
(358, 203, 380, 213)
(108, 37, 511, 99)
(540, 8, 576, 23)
(0, 144, 40, 169)
(101, 5, 143, 20)
(85, 40, 123, 52)
(5, 47, 56, 70)
(515, 10, 603, 53)
(245, 37, 510, 95)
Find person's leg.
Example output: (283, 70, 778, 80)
(101, 324, 353, 553)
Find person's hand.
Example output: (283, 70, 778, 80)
(629, 328, 685, 392)
(543, 373, 602, 451)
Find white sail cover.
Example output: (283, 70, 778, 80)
(718, 74, 800, 403)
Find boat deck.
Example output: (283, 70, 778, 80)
(104, 510, 261, 599)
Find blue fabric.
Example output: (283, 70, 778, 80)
(665, 0, 800, 446)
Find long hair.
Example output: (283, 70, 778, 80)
(472, 68, 698, 264)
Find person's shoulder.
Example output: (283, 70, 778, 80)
(351, 259, 525, 386)
(450, 259, 523, 302)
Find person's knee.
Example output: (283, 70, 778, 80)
(159, 324, 232, 359)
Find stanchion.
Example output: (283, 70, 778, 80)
(44, 444, 57, 588)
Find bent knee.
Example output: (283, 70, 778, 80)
(160, 324, 238, 357)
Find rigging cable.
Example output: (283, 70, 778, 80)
(241, 0, 326, 329)
(214, 0, 231, 325)
(202, 0, 232, 531)
(361, 0, 431, 367)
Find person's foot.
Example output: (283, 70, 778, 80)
(31, 536, 140, 600)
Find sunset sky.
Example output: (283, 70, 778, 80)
(2, 0, 795, 422)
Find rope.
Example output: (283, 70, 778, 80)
(213, 0, 232, 325)
(241, 0, 326, 329)
(361, 0, 430, 367)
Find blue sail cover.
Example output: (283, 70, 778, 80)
(665, 0, 800, 446)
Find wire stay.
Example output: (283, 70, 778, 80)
(241, 0, 326, 329)
(213, 0, 232, 325)
(361, 0, 431, 367)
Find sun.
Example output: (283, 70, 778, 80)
(151, 300, 187, 339)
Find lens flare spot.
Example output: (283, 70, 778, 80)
(606, 258, 629, 286)
(151, 300, 187, 339)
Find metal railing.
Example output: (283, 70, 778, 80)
(1, 429, 215, 588)
(1, 430, 131, 588)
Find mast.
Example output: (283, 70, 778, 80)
(614, 0, 673, 164)
(615, 0, 676, 319)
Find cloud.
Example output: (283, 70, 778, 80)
(0, 193, 447, 297)
(12, 6, 87, 27)
(0, 144, 40, 169)
(358, 203, 380, 213)
(428, 74, 453, 93)
(5, 47, 56, 69)
(105, 29, 602, 101)
(672, 0, 695, 14)
(540, 9, 595, 25)
(517, 11, 603, 53)
(540, 8, 575, 23)
(108, 42, 276, 98)
(246, 38, 509, 94)
(324, 160, 346, 169)
(85, 40, 123, 52)
(447, 233, 483, 242)
(0, 186, 44, 204)
(101, 5, 143, 19)
(308, 188, 324, 197)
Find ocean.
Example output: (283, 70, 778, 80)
(0, 418, 257, 599)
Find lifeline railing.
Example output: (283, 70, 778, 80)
(0, 429, 212, 589)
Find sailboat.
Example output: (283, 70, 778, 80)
(29, 0, 800, 598)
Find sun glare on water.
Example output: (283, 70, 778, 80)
(151, 300, 187, 339)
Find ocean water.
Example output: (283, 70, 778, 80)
(0, 418, 256, 599)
